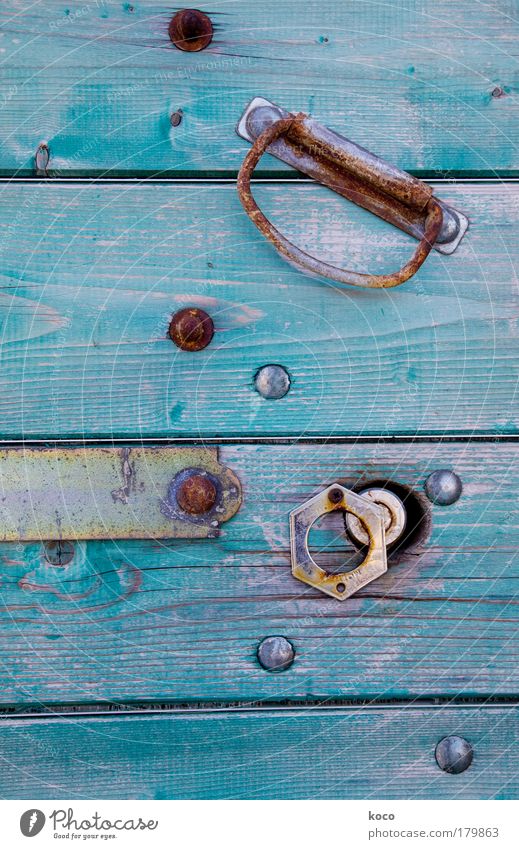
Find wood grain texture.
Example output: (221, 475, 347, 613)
(0, 1, 516, 176)
(1, 706, 518, 799)
(0, 441, 516, 706)
(0, 181, 517, 438)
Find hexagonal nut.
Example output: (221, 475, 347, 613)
(289, 483, 387, 600)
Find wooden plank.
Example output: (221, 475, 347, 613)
(0, 441, 516, 706)
(0, 705, 517, 799)
(0, 181, 516, 438)
(0, 1, 516, 176)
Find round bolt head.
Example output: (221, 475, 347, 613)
(254, 364, 290, 399)
(168, 9, 213, 52)
(346, 488, 406, 548)
(169, 307, 214, 352)
(257, 636, 295, 672)
(435, 736, 473, 774)
(424, 470, 462, 505)
(43, 540, 75, 567)
(177, 474, 217, 515)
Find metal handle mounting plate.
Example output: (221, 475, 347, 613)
(290, 483, 387, 600)
(237, 98, 468, 288)
(0, 447, 241, 541)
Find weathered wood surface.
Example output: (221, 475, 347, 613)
(0, 441, 516, 705)
(0, 182, 516, 438)
(1, 706, 517, 799)
(0, 2, 516, 176)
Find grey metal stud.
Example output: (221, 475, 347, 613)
(424, 469, 462, 505)
(435, 735, 473, 774)
(254, 365, 291, 399)
(257, 636, 295, 672)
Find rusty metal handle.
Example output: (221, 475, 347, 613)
(237, 116, 443, 289)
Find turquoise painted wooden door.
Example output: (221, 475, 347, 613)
(0, 1, 517, 799)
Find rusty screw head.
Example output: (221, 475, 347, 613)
(169, 307, 214, 352)
(177, 474, 217, 515)
(169, 9, 213, 52)
(328, 487, 344, 505)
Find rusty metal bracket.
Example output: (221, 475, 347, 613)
(0, 447, 241, 541)
(290, 483, 387, 600)
(236, 98, 468, 288)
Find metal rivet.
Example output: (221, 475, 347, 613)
(168, 9, 213, 52)
(177, 474, 217, 515)
(257, 636, 295, 672)
(170, 109, 183, 127)
(435, 736, 473, 774)
(43, 540, 75, 567)
(168, 307, 214, 352)
(254, 365, 291, 399)
(424, 470, 462, 505)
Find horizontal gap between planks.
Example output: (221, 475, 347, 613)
(3, 172, 519, 182)
(1, 177, 519, 186)
(0, 436, 517, 447)
(2, 696, 519, 719)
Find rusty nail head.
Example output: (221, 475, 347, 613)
(169, 307, 214, 351)
(169, 9, 213, 51)
(177, 474, 217, 515)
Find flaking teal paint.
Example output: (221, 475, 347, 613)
(0, 442, 515, 706)
(0, 182, 516, 438)
(0, 1, 516, 176)
(0, 707, 517, 799)
(0, 0, 516, 801)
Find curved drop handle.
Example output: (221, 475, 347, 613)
(237, 115, 443, 289)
